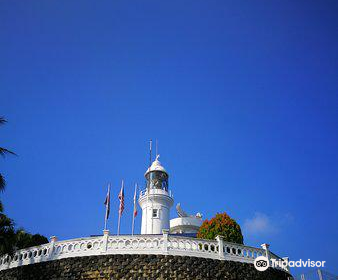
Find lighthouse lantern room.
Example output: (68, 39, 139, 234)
(138, 155, 174, 234)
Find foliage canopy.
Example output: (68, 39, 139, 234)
(197, 212, 244, 244)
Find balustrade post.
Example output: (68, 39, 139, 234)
(49, 236, 57, 259)
(260, 243, 270, 262)
(216, 235, 225, 259)
(282, 257, 290, 272)
(317, 269, 323, 280)
(162, 229, 169, 254)
(102, 230, 109, 252)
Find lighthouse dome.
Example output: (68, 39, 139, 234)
(145, 155, 168, 176)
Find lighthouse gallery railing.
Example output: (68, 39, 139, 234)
(0, 232, 288, 272)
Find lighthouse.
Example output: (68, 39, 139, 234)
(139, 155, 174, 234)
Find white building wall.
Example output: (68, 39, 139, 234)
(170, 217, 202, 234)
(139, 189, 174, 234)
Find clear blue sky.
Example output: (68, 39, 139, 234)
(1, 0, 337, 276)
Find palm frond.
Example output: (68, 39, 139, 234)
(0, 214, 14, 229)
(0, 147, 16, 157)
(0, 214, 16, 257)
(0, 117, 6, 125)
(0, 173, 5, 192)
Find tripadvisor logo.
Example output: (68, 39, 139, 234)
(254, 256, 326, 271)
(254, 256, 269, 271)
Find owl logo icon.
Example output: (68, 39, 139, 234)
(254, 256, 270, 271)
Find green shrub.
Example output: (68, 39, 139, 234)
(197, 212, 244, 244)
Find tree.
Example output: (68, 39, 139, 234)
(0, 213, 16, 256)
(0, 117, 17, 256)
(0, 117, 48, 256)
(0, 117, 16, 193)
(15, 229, 48, 250)
(0, 226, 49, 256)
(197, 212, 244, 244)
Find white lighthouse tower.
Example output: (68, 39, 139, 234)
(138, 155, 174, 234)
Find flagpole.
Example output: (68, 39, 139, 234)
(145, 140, 152, 234)
(155, 139, 158, 158)
(131, 214, 135, 235)
(117, 180, 124, 235)
(104, 214, 108, 230)
(104, 206, 108, 231)
(132, 183, 137, 235)
(104, 183, 110, 231)
(132, 188, 135, 235)
(146, 184, 149, 234)
(117, 212, 121, 235)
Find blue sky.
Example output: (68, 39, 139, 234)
(1, 0, 337, 276)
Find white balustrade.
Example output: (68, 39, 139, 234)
(139, 188, 174, 199)
(223, 241, 266, 263)
(0, 234, 288, 272)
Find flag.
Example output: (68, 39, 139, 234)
(118, 181, 125, 215)
(131, 183, 138, 235)
(104, 184, 111, 220)
(133, 184, 138, 217)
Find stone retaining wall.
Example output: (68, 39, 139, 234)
(0, 254, 293, 280)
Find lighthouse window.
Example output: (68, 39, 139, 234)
(152, 209, 159, 218)
(148, 171, 168, 190)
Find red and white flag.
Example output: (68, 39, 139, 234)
(118, 181, 125, 215)
(132, 183, 138, 235)
(133, 184, 138, 217)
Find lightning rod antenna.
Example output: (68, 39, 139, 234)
(149, 139, 152, 167)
